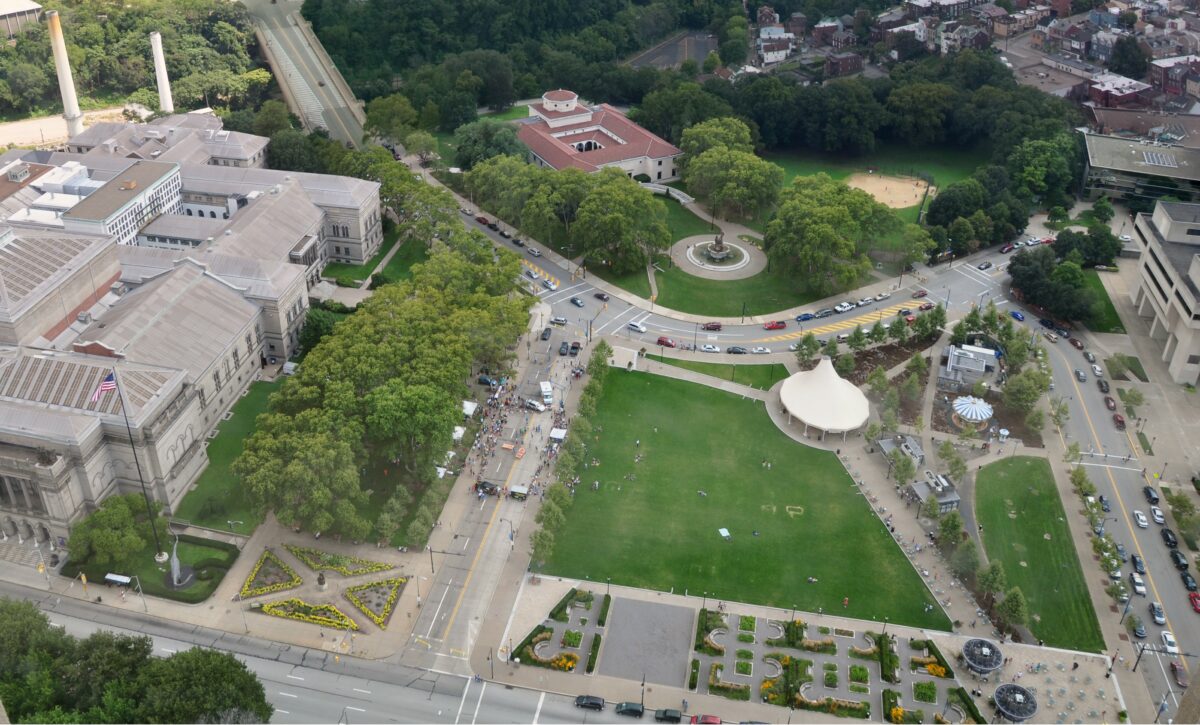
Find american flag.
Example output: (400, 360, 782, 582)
(91, 372, 116, 403)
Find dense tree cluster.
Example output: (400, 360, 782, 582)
(0, 598, 270, 723)
(0, 0, 267, 116)
(67, 493, 165, 566)
(949, 301, 1033, 372)
(465, 156, 670, 274)
(681, 118, 782, 220)
(234, 157, 529, 541)
(1007, 245, 1100, 323)
(303, 0, 742, 106)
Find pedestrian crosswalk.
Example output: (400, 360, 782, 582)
(522, 260, 561, 288)
(754, 302, 921, 342)
(263, 26, 331, 130)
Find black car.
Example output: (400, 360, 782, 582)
(1130, 619, 1147, 639)
(728, 346, 749, 354)
(1132, 554, 1146, 574)
(541, 327, 552, 341)
(1039, 318, 1054, 329)
(1145, 486, 1160, 505)
(511, 236, 524, 247)
(654, 710, 683, 723)
(1098, 379, 1110, 394)
(594, 292, 610, 301)
(1183, 571, 1198, 592)
(559, 341, 570, 356)
(1171, 549, 1190, 571)
(477, 481, 500, 496)
(1163, 528, 1179, 548)
(615, 702, 645, 718)
(575, 695, 605, 711)
(570, 297, 585, 308)
(498, 229, 511, 239)
(477, 375, 499, 387)
(569, 341, 581, 357)
(1099, 495, 1112, 512)
(487, 222, 500, 231)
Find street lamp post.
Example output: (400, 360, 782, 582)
(702, 591, 708, 609)
(227, 520, 244, 549)
(607, 577, 611, 595)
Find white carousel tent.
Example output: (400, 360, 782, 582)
(779, 356, 870, 438)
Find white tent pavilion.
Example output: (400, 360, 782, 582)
(952, 396, 993, 422)
(779, 357, 870, 439)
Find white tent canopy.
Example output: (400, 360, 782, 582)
(462, 400, 478, 417)
(779, 357, 869, 434)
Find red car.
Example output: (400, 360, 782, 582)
(1190, 591, 1200, 613)
(701, 322, 722, 331)
(656, 336, 676, 348)
(690, 717, 721, 725)
(763, 320, 786, 330)
(904, 314, 917, 325)
(1104, 396, 1117, 411)
(918, 302, 934, 311)
(1070, 338, 1085, 351)
(474, 215, 490, 225)
(1113, 413, 1126, 430)
(912, 289, 929, 298)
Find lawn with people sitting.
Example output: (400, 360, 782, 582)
(975, 456, 1104, 652)
(544, 372, 949, 630)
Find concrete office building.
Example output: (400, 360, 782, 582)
(1129, 201, 1200, 384)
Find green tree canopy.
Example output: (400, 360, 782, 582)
(66, 493, 161, 565)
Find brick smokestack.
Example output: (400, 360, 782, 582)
(47, 11, 84, 139)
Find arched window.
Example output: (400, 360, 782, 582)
(185, 208, 192, 216)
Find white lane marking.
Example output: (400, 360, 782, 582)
(532, 691, 546, 724)
(471, 682, 488, 725)
(274, 710, 290, 715)
(277, 692, 298, 698)
(286, 674, 304, 681)
(353, 688, 372, 694)
(454, 676, 474, 724)
(425, 578, 455, 638)
(593, 306, 640, 336)
(346, 706, 366, 713)
(161, 648, 176, 654)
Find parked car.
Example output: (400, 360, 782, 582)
(550, 316, 567, 326)
(1191, 592, 1200, 614)
(1150, 601, 1166, 625)
(1001, 243, 1015, 253)
(751, 346, 771, 354)
(764, 320, 787, 330)
(478, 375, 499, 387)
(569, 341, 581, 357)
(1130, 618, 1147, 638)
(511, 237, 525, 247)
(1116, 542, 1128, 561)
(474, 215, 490, 225)
(628, 321, 647, 333)
(1044, 331, 1059, 344)
(1184, 571, 1198, 592)
(1039, 318, 1055, 329)
(576, 696, 605, 711)
(1105, 396, 1117, 411)
(527, 246, 541, 256)
(1171, 549, 1189, 571)
(814, 309, 835, 318)
(541, 327, 552, 341)
(700, 344, 720, 353)
(1092, 364, 1104, 378)
(594, 292, 610, 301)
(1098, 495, 1111, 512)
(1075, 369, 1087, 382)
(728, 346, 749, 354)
(1010, 310, 1025, 321)
(525, 269, 539, 281)
(1070, 337, 1085, 350)
(1163, 528, 1179, 548)
(1171, 660, 1190, 689)
(1084, 351, 1097, 363)
(1098, 380, 1110, 394)
(1163, 631, 1180, 655)
(656, 336, 676, 348)
(1145, 486, 1160, 504)
(796, 313, 815, 322)
(615, 702, 645, 718)
(1132, 554, 1146, 574)
(1152, 506, 1166, 524)
(875, 291, 892, 301)
(487, 222, 500, 231)
(857, 297, 874, 307)
(689, 717, 721, 725)
(919, 302, 935, 311)
(1131, 572, 1147, 596)
(1134, 510, 1149, 528)
(654, 709, 683, 723)
(701, 322, 722, 331)
(834, 302, 855, 313)
(1113, 413, 1126, 430)
(558, 341, 570, 356)
(570, 297, 585, 308)
(912, 289, 929, 298)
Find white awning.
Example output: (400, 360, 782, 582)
(779, 357, 870, 433)
(549, 428, 567, 441)
(462, 400, 478, 417)
(452, 426, 466, 441)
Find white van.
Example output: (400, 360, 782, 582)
(525, 399, 547, 413)
(540, 381, 553, 406)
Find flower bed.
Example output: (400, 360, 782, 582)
(549, 652, 579, 671)
(947, 687, 984, 723)
(801, 637, 837, 655)
(284, 544, 393, 577)
(739, 615, 756, 632)
(760, 653, 814, 706)
(598, 593, 612, 626)
(689, 658, 700, 690)
(694, 608, 726, 656)
(765, 618, 806, 648)
(849, 684, 870, 695)
(850, 664, 869, 683)
(909, 638, 954, 678)
(869, 632, 901, 684)
(239, 549, 302, 599)
(796, 693, 870, 719)
(513, 625, 552, 665)
(913, 681, 937, 704)
(736, 660, 753, 676)
(883, 690, 924, 724)
(737, 632, 755, 643)
(261, 597, 358, 630)
(550, 588, 594, 622)
(562, 629, 583, 648)
(825, 671, 839, 688)
(737, 649, 753, 660)
(586, 633, 602, 673)
(344, 577, 406, 629)
(707, 663, 750, 701)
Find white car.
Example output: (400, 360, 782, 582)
(1092, 364, 1103, 378)
(857, 297, 873, 307)
(627, 321, 647, 333)
(542, 279, 558, 291)
(700, 344, 720, 353)
(875, 292, 891, 301)
(525, 269, 539, 280)
(1134, 510, 1149, 528)
(1130, 572, 1146, 596)
(1151, 506, 1165, 524)
(1163, 631, 1180, 654)
(527, 247, 542, 257)
(750, 346, 770, 354)
(788, 342, 799, 351)
(834, 302, 855, 313)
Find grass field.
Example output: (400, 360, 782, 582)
(647, 354, 790, 390)
(322, 227, 400, 281)
(1082, 270, 1125, 334)
(545, 373, 950, 630)
(61, 535, 239, 604)
(174, 380, 284, 532)
(378, 239, 430, 283)
(764, 145, 988, 190)
(663, 196, 714, 242)
(482, 105, 531, 121)
(652, 264, 821, 316)
(975, 457, 1105, 652)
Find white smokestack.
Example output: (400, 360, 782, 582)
(47, 11, 84, 139)
(149, 31, 174, 114)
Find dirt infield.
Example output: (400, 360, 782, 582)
(845, 172, 932, 209)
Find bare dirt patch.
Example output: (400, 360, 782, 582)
(845, 172, 931, 209)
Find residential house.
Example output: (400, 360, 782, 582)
(1049, 0, 1071, 16)
(1087, 72, 1153, 106)
(973, 3, 1010, 32)
(1090, 29, 1122, 62)
(906, 0, 994, 19)
(824, 51, 864, 77)
(812, 17, 843, 45)
(832, 30, 858, 49)
(1140, 32, 1184, 60)
(786, 12, 807, 35)
(1089, 6, 1121, 28)
(938, 20, 991, 54)
(757, 25, 797, 64)
(757, 4, 780, 26)
(873, 8, 911, 40)
(1151, 55, 1200, 95)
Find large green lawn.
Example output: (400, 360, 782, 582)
(61, 534, 239, 604)
(975, 457, 1105, 652)
(174, 380, 283, 532)
(377, 239, 430, 284)
(652, 264, 820, 316)
(647, 354, 790, 390)
(546, 373, 950, 630)
(1082, 269, 1126, 334)
(322, 227, 401, 281)
(765, 145, 989, 190)
(662, 196, 714, 242)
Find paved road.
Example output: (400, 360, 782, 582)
(627, 31, 717, 70)
(241, 0, 363, 146)
(1038, 325, 1198, 718)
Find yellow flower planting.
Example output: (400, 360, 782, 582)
(550, 653, 579, 671)
(261, 598, 359, 630)
(890, 706, 906, 724)
(284, 544, 393, 576)
(239, 549, 303, 599)
(344, 577, 406, 629)
(926, 663, 947, 678)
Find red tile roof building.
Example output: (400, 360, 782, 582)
(516, 90, 683, 182)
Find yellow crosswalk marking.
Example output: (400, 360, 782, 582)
(753, 302, 919, 342)
(521, 260, 560, 287)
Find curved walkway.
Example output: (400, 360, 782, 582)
(670, 235, 767, 280)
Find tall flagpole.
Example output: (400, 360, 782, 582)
(110, 367, 166, 562)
